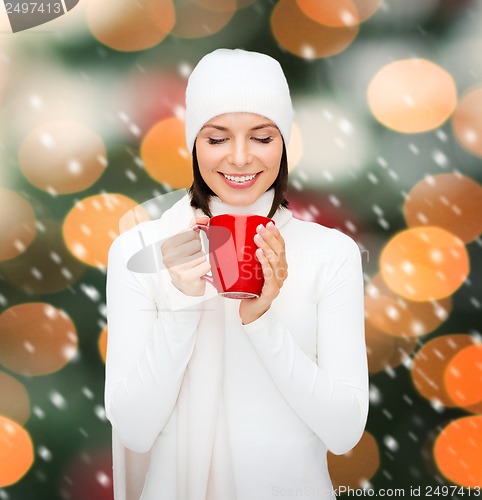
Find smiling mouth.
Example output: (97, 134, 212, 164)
(219, 172, 262, 183)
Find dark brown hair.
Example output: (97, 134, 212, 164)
(188, 141, 290, 219)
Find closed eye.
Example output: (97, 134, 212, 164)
(207, 138, 227, 145)
(253, 137, 273, 143)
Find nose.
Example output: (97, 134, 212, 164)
(227, 139, 253, 168)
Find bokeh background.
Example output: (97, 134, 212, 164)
(1, 0, 482, 498)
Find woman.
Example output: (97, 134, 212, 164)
(105, 48, 369, 500)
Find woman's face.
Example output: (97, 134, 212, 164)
(195, 112, 283, 206)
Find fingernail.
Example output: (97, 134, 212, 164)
(267, 221, 275, 231)
(257, 224, 267, 234)
(254, 233, 263, 243)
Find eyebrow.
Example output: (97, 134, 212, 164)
(200, 123, 277, 132)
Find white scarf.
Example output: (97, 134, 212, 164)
(111, 188, 292, 500)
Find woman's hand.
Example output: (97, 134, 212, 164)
(161, 216, 211, 296)
(239, 221, 288, 325)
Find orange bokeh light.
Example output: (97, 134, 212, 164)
(452, 86, 482, 158)
(404, 173, 482, 244)
(366, 273, 452, 338)
(63, 193, 149, 268)
(297, 0, 359, 27)
(0, 371, 30, 425)
(98, 326, 107, 364)
(141, 117, 193, 189)
(411, 334, 477, 407)
(367, 59, 457, 133)
(237, 0, 257, 7)
(172, 0, 236, 38)
(328, 431, 380, 488)
(0, 416, 34, 487)
(365, 321, 418, 374)
(0, 189, 36, 261)
(0, 219, 86, 295)
(365, 321, 394, 373)
(445, 344, 482, 408)
(271, 0, 359, 59)
(87, 0, 175, 52)
(365, 294, 417, 338)
(434, 416, 482, 487)
(0, 302, 78, 376)
(296, 0, 382, 28)
(18, 121, 107, 195)
(380, 226, 469, 301)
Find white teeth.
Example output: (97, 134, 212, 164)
(223, 173, 257, 183)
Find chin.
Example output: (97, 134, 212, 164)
(220, 190, 260, 205)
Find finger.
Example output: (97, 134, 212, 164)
(254, 232, 283, 267)
(181, 256, 211, 277)
(163, 240, 205, 269)
(171, 217, 209, 246)
(266, 221, 284, 243)
(256, 223, 285, 257)
(256, 247, 276, 283)
(253, 233, 275, 261)
(255, 248, 268, 277)
(181, 238, 204, 258)
(173, 225, 203, 244)
(256, 248, 280, 299)
(189, 215, 209, 229)
(164, 232, 202, 255)
(255, 237, 287, 287)
(169, 251, 207, 271)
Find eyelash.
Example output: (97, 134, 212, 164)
(207, 138, 226, 145)
(255, 137, 274, 144)
(207, 137, 273, 145)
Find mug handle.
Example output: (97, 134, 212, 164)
(192, 223, 215, 286)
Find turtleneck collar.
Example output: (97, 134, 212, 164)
(190, 188, 292, 229)
(208, 188, 276, 217)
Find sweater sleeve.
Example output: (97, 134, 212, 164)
(242, 233, 369, 455)
(104, 233, 213, 454)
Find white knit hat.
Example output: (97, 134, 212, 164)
(185, 48, 294, 152)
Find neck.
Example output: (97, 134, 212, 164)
(208, 189, 275, 217)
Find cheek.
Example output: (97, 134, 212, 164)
(265, 147, 283, 168)
(266, 139, 283, 160)
(197, 148, 221, 172)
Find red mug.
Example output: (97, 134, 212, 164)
(193, 214, 274, 299)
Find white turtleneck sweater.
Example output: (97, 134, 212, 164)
(105, 188, 369, 500)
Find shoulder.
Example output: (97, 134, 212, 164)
(107, 193, 193, 269)
(108, 219, 159, 264)
(286, 216, 361, 259)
